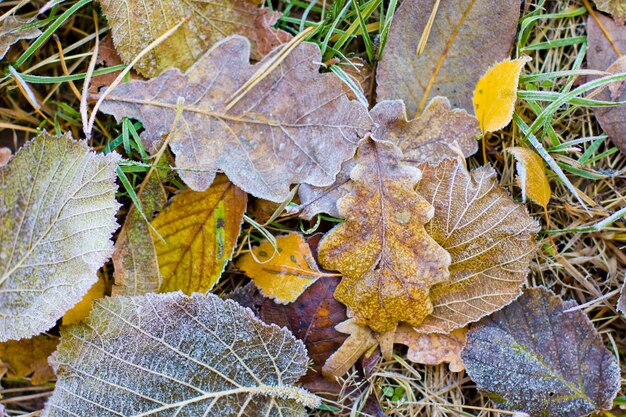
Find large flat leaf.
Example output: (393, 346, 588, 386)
(0, 132, 119, 341)
(43, 292, 319, 417)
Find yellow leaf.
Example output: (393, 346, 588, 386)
(152, 175, 247, 294)
(506, 147, 552, 208)
(473, 56, 531, 134)
(62, 274, 106, 326)
(237, 233, 323, 304)
(0, 334, 58, 385)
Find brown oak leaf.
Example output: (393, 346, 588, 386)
(394, 325, 466, 372)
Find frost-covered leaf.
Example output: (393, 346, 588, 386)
(0, 17, 41, 60)
(394, 326, 466, 372)
(99, 0, 291, 78)
(318, 139, 451, 332)
(322, 319, 378, 378)
(617, 276, 626, 315)
(461, 287, 620, 417)
(506, 147, 551, 208)
(62, 273, 106, 325)
(100, 36, 372, 202)
(0, 132, 119, 342)
(414, 159, 540, 333)
(297, 159, 354, 220)
(594, 0, 626, 24)
(376, 0, 521, 116)
(0, 334, 57, 385)
(43, 292, 320, 417)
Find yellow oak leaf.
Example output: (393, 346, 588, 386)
(473, 56, 531, 134)
(237, 233, 325, 304)
(62, 274, 106, 326)
(506, 147, 551, 208)
(322, 319, 378, 378)
(151, 175, 247, 294)
(318, 139, 451, 333)
(0, 335, 58, 384)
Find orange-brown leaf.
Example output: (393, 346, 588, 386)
(0, 335, 58, 385)
(506, 147, 551, 208)
(394, 325, 466, 372)
(322, 319, 378, 378)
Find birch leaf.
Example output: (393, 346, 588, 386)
(414, 159, 540, 333)
(461, 287, 620, 417)
(506, 147, 551, 208)
(99, 0, 291, 78)
(376, 0, 521, 116)
(43, 292, 320, 417)
(318, 139, 451, 333)
(0, 132, 120, 342)
(594, 0, 626, 24)
(152, 175, 247, 294)
(100, 36, 372, 202)
(0, 334, 57, 385)
(0, 17, 41, 60)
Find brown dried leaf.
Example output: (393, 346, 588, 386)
(376, 0, 521, 116)
(99, 0, 291, 78)
(0, 147, 11, 166)
(318, 139, 451, 332)
(322, 319, 378, 378)
(100, 36, 371, 202)
(0, 17, 41, 61)
(394, 325, 466, 372)
(297, 159, 355, 220)
(0, 335, 57, 385)
(618, 276, 626, 315)
(594, 0, 626, 24)
(414, 159, 540, 333)
(461, 287, 620, 417)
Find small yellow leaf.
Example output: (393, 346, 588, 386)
(506, 147, 551, 208)
(152, 175, 247, 294)
(62, 274, 106, 326)
(473, 56, 531, 134)
(237, 233, 323, 304)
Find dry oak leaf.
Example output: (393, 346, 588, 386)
(322, 319, 378, 378)
(297, 158, 355, 220)
(506, 147, 551, 208)
(62, 273, 106, 325)
(0, 334, 58, 385)
(413, 159, 540, 334)
(237, 233, 326, 303)
(376, 0, 521, 117)
(394, 325, 466, 372)
(594, 0, 626, 24)
(461, 287, 620, 417)
(0, 132, 120, 342)
(99, 0, 291, 78)
(43, 292, 320, 417)
(0, 17, 41, 61)
(100, 36, 372, 202)
(318, 138, 451, 333)
(152, 175, 247, 294)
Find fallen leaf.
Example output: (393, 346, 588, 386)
(238, 233, 325, 303)
(44, 292, 320, 416)
(100, 36, 372, 202)
(322, 319, 378, 378)
(89, 34, 144, 95)
(414, 159, 540, 333)
(0, 132, 120, 342)
(617, 276, 626, 315)
(62, 274, 106, 325)
(112, 172, 167, 296)
(594, 0, 626, 24)
(297, 159, 355, 220)
(0, 335, 58, 385)
(461, 287, 620, 417)
(473, 57, 531, 134)
(338, 58, 374, 103)
(0, 17, 41, 60)
(606, 55, 626, 99)
(318, 138, 451, 332)
(99, 0, 291, 78)
(376, 0, 521, 116)
(394, 325, 466, 372)
(152, 175, 247, 294)
(506, 147, 551, 208)
(0, 147, 11, 166)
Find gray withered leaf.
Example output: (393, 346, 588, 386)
(100, 35, 372, 203)
(593, 0, 626, 24)
(461, 287, 620, 417)
(43, 292, 320, 417)
(376, 0, 521, 117)
(0, 132, 120, 342)
(0, 16, 41, 60)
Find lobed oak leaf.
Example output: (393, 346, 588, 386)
(506, 147, 551, 208)
(99, 36, 372, 202)
(322, 319, 378, 378)
(318, 138, 451, 333)
(297, 159, 354, 220)
(151, 175, 247, 294)
(376, 0, 521, 117)
(0, 17, 41, 60)
(0, 132, 120, 342)
(461, 287, 620, 417)
(594, 0, 626, 24)
(414, 159, 540, 333)
(394, 325, 466, 372)
(43, 292, 320, 417)
(0, 334, 58, 385)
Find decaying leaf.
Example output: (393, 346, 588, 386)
(461, 287, 620, 417)
(0, 132, 120, 342)
(100, 36, 371, 202)
(506, 147, 551, 208)
(594, 0, 626, 24)
(617, 276, 626, 315)
(318, 139, 451, 332)
(376, 0, 521, 116)
(43, 292, 320, 416)
(99, 0, 291, 78)
(414, 159, 540, 333)
(62, 274, 106, 326)
(394, 325, 466, 372)
(237, 233, 324, 303)
(298, 159, 355, 220)
(152, 175, 247, 294)
(0, 17, 41, 60)
(473, 57, 531, 134)
(0, 334, 58, 385)
(322, 319, 378, 378)
(0, 147, 11, 166)
(112, 172, 167, 296)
